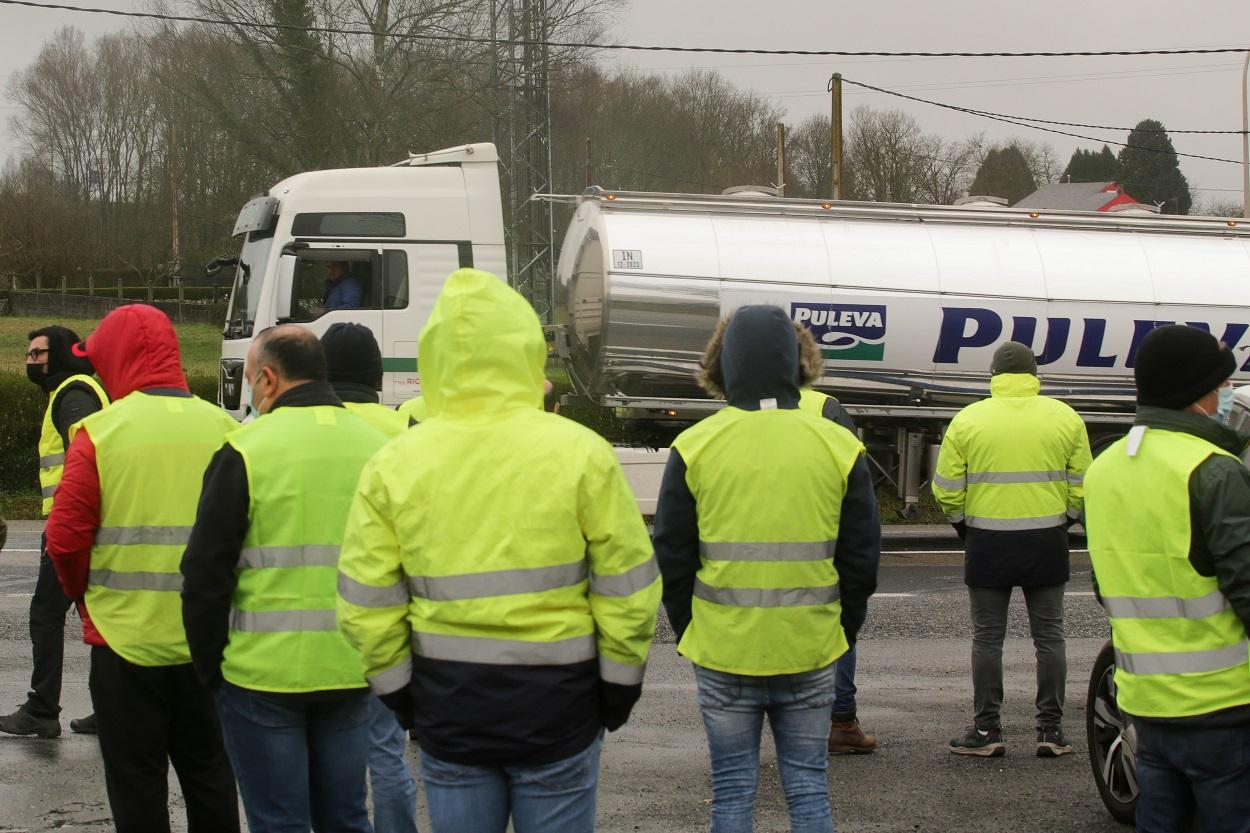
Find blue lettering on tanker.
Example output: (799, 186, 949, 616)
(933, 307, 1250, 371)
(791, 303, 887, 361)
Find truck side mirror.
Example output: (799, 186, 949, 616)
(274, 254, 298, 320)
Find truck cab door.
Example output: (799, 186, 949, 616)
(381, 242, 473, 406)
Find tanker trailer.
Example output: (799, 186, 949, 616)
(552, 187, 1250, 518)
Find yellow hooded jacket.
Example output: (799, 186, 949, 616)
(337, 268, 660, 765)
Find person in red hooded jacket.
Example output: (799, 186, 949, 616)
(45, 305, 240, 833)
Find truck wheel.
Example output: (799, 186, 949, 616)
(1087, 640, 1137, 825)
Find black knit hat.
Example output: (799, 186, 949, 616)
(1134, 324, 1236, 409)
(321, 323, 383, 390)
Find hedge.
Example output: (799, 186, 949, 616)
(12, 286, 229, 303)
(0, 370, 218, 494)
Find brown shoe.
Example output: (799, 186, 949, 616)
(828, 718, 877, 755)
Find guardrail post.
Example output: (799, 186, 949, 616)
(177, 284, 185, 322)
(88, 275, 94, 296)
(60, 276, 67, 295)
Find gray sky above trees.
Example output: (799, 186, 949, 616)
(3, 0, 1250, 208)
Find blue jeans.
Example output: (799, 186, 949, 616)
(369, 697, 418, 833)
(695, 663, 837, 833)
(1135, 719, 1250, 833)
(214, 682, 373, 833)
(420, 732, 603, 833)
(832, 646, 857, 719)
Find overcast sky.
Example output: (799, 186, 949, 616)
(3, 0, 1249, 208)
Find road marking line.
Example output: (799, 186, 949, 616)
(3, 548, 41, 553)
(874, 592, 915, 598)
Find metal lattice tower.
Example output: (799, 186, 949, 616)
(492, 0, 555, 323)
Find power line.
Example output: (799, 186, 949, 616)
(2, 0, 1250, 58)
(840, 77, 1247, 165)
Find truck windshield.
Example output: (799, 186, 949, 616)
(224, 231, 274, 339)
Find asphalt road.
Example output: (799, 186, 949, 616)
(0, 522, 1121, 832)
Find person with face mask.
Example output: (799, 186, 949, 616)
(0, 326, 107, 739)
(43, 305, 240, 833)
(1085, 324, 1250, 833)
(182, 325, 387, 833)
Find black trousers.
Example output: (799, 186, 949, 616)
(25, 544, 73, 719)
(89, 645, 240, 833)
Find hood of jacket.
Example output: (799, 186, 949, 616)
(75, 304, 189, 400)
(418, 269, 544, 419)
(721, 305, 801, 410)
(990, 373, 1040, 398)
(28, 324, 95, 392)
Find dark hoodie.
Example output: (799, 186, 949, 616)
(653, 306, 881, 648)
(28, 325, 104, 446)
(45, 306, 195, 632)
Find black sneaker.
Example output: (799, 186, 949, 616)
(949, 725, 1005, 757)
(0, 706, 61, 739)
(69, 714, 98, 735)
(1036, 725, 1073, 758)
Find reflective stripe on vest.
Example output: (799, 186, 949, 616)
(1115, 641, 1250, 676)
(95, 525, 193, 546)
(412, 630, 597, 665)
(1085, 427, 1250, 718)
(89, 569, 182, 592)
(1102, 589, 1230, 620)
(407, 561, 588, 601)
(338, 573, 409, 608)
(38, 374, 108, 516)
(699, 540, 835, 562)
(222, 405, 386, 693)
(693, 577, 840, 608)
(232, 608, 338, 632)
(965, 513, 1067, 531)
(239, 545, 341, 569)
(966, 470, 1068, 484)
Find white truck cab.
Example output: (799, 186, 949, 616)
(218, 143, 506, 417)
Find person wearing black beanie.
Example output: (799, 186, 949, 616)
(320, 323, 413, 437)
(1084, 325, 1250, 832)
(1134, 324, 1237, 412)
(0, 324, 108, 740)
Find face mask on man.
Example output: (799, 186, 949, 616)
(1216, 384, 1236, 425)
(26, 363, 47, 388)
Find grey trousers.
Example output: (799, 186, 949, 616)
(969, 583, 1067, 730)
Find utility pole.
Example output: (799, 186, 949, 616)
(492, 0, 555, 322)
(829, 73, 843, 200)
(1242, 50, 1249, 219)
(775, 123, 786, 197)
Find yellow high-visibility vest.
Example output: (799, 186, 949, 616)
(79, 392, 236, 666)
(38, 374, 108, 515)
(1086, 427, 1250, 718)
(672, 405, 863, 676)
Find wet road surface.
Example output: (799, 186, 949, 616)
(0, 522, 1121, 832)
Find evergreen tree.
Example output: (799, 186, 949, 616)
(1117, 119, 1192, 214)
(1062, 145, 1119, 183)
(969, 144, 1036, 205)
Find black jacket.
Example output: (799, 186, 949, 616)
(1097, 407, 1250, 727)
(653, 306, 880, 650)
(180, 381, 361, 700)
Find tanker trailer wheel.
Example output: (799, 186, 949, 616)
(1087, 640, 1137, 825)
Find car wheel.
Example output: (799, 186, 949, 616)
(1087, 640, 1137, 825)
